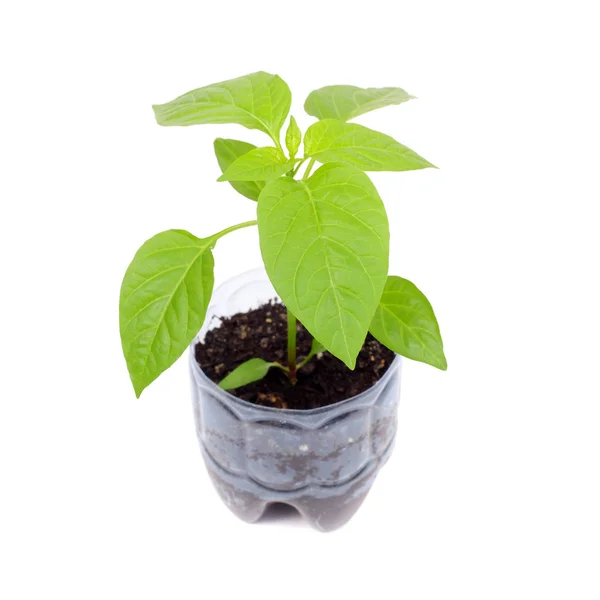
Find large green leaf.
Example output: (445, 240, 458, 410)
(218, 147, 295, 182)
(258, 163, 389, 368)
(370, 276, 447, 370)
(304, 119, 435, 172)
(218, 358, 274, 390)
(119, 230, 214, 397)
(213, 138, 264, 201)
(152, 71, 291, 142)
(304, 85, 414, 121)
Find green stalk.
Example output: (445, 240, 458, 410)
(302, 158, 316, 180)
(211, 220, 257, 242)
(270, 132, 284, 156)
(287, 308, 297, 384)
(291, 158, 306, 177)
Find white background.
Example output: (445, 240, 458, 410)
(1, 0, 599, 598)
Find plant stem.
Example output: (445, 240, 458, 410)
(270, 133, 284, 155)
(271, 362, 289, 373)
(291, 158, 306, 177)
(296, 345, 313, 370)
(302, 158, 316, 180)
(211, 220, 257, 242)
(287, 308, 297, 384)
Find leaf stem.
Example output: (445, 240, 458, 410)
(272, 362, 289, 373)
(270, 133, 285, 156)
(287, 308, 297, 384)
(302, 158, 316, 180)
(211, 220, 257, 242)
(291, 158, 306, 177)
(296, 337, 324, 370)
(296, 352, 312, 371)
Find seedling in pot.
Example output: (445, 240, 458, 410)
(119, 72, 446, 398)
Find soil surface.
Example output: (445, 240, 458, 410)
(194, 302, 395, 410)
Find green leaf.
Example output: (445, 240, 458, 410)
(218, 358, 274, 390)
(304, 119, 436, 172)
(218, 147, 295, 182)
(285, 116, 302, 159)
(304, 85, 415, 122)
(119, 230, 214, 397)
(370, 276, 447, 370)
(153, 71, 291, 142)
(213, 138, 264, 201)
(258, 163, 389, 368)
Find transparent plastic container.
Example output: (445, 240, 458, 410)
(189, 268, 402, 531)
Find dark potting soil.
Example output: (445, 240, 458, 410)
(194, 302, 395, 410)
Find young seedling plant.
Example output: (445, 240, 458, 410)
(120, 71, 446, 398)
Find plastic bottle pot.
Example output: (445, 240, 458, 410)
(189, 268, 402, 532)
